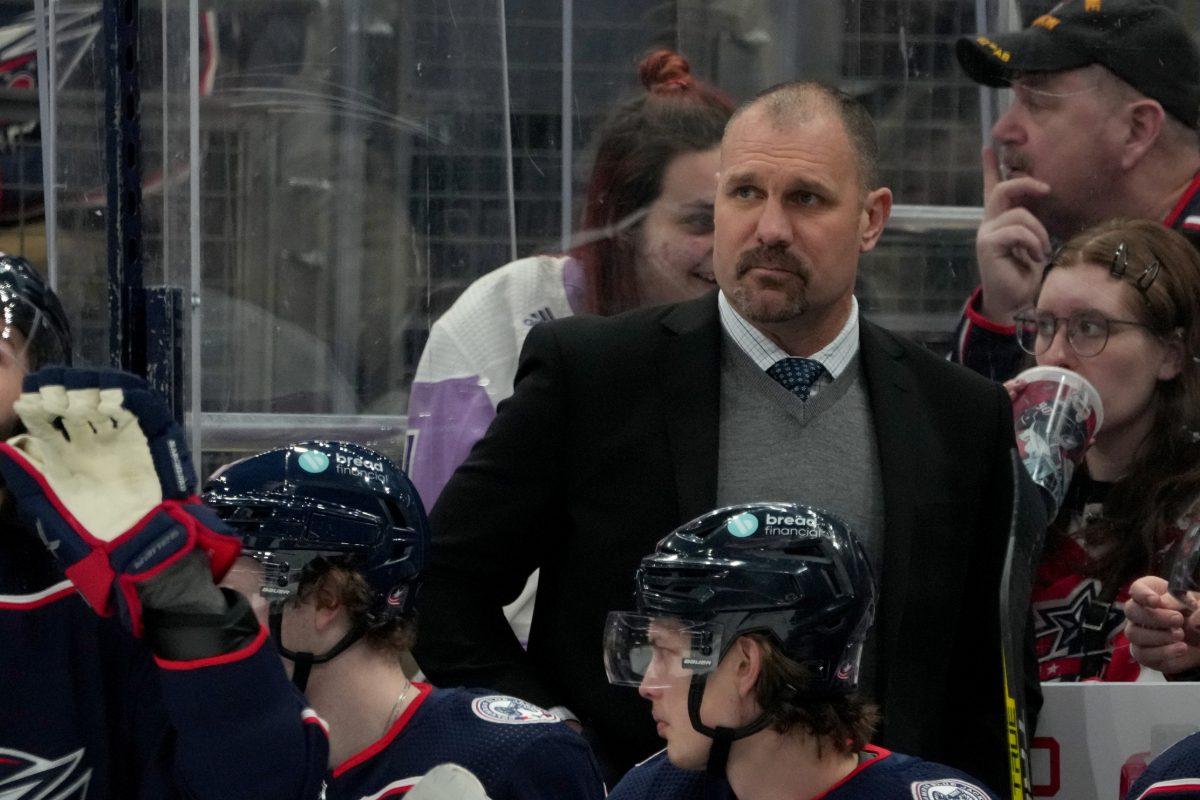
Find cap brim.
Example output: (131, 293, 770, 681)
(956, 30, 1093, 86)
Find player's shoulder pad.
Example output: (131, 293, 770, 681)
(468, 693, 561, 726)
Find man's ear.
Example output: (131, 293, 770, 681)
(734, 636, 764, 698)
(859, 187, 892, 253)
(311, 579, 345, 634)
(1120, 99, 1165, 170)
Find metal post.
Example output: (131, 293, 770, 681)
(33, 0, 57, 287)
(498, 0, 517, 261)
(104, 0, 147, 376)
(559, 0, 573, 253)
(189, 0, 202, 460)
(331, 0, 365, 415)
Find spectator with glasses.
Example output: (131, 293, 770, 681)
(1009, 217, 1200, 681)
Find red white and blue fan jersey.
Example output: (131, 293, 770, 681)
(1126, 732, 1200, 799)
(325, 683, 604, 799)
(1, 534, 329, 800)
(606, 745, 999, 800)
(1032, 532, 1139, 682)
(1031, 480, 1194, 682)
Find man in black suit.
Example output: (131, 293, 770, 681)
(415, 82, 1027, 794)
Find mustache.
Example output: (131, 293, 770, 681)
(1001, 149, 1031, 177)
(735, 245, 809, 280)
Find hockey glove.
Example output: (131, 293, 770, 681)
(0, 367, 240, 635)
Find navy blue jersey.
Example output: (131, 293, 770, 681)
(327, 685, 605, 800)
(1126, 731, 1200, 799)
(1, 537, 329, 800)
(608, 745, 999, 800)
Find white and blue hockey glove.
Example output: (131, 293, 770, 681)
(0, 367, 240, 635)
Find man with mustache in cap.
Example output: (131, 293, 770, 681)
(416, 80, 1026, 796)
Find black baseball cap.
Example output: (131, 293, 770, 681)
(957, 0, 1200, 128)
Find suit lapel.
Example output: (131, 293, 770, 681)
(656, 294, 722, 522)
(858, 320, 923, 683)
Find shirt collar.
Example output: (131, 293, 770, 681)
(717, 290, 860, 378)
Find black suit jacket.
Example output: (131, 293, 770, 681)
(415, 293, 1036, 793)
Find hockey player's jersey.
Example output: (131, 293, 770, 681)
(607, 746, 999, 800)
(1, 529, 329, 800)
(326, 684, 605, 800)
(1031, 477, 1194, 682)
(1126, 731, 1200, 799)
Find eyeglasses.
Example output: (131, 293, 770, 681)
(1013, 308, 1159, 358)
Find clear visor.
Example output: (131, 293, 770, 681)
(603, 612, 723, 689)
(223, 549, 330, 606)
(1169, 520, 1200, 603)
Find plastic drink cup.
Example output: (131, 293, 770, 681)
(1011, 366, 1104, 515)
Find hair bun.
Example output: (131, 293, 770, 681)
(639, 49, 695, 94)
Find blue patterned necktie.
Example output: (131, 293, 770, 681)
(767, 357, 827, 401)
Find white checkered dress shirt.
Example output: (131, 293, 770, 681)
(717, 291, 860, 400)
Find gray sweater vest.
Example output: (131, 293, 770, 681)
(715, 333, 887, 690)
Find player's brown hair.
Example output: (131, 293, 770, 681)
(296, 562, 417, 660)
(747, 633, 879, 755)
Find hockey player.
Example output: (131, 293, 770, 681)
(0, 258, 328, 799)
(205, 440, 607, 800)
(603, 503, 1000, 800)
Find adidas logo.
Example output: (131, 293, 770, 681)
(523, 307, 556, 326)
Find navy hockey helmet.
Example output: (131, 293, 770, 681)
(203, 440, 430, 622)
(0, 254, 72, 368)
(606, 502, 876, 697)
(604, 503, 876, 774)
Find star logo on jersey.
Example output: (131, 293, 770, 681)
(1033, 579, 1122, 667)
(0, 746, 91, 800)
(470, 695, 560, 725)
(910, 779, 989, 799)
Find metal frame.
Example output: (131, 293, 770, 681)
(104, 0, 147, 375)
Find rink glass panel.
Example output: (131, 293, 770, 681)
(26, 0, 1200, 475)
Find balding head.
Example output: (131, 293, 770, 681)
(726, 82, 880, 191)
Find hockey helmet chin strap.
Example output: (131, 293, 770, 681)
(269, 610, 366, 692)
(687, 674, 772, 777)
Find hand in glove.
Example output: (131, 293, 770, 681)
(0, 367, 239, 635)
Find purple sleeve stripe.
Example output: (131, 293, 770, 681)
(406, 377, 497, 506)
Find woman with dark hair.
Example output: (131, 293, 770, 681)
(571, 50, 733, 316)
(1008, 218, 1200, 681)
